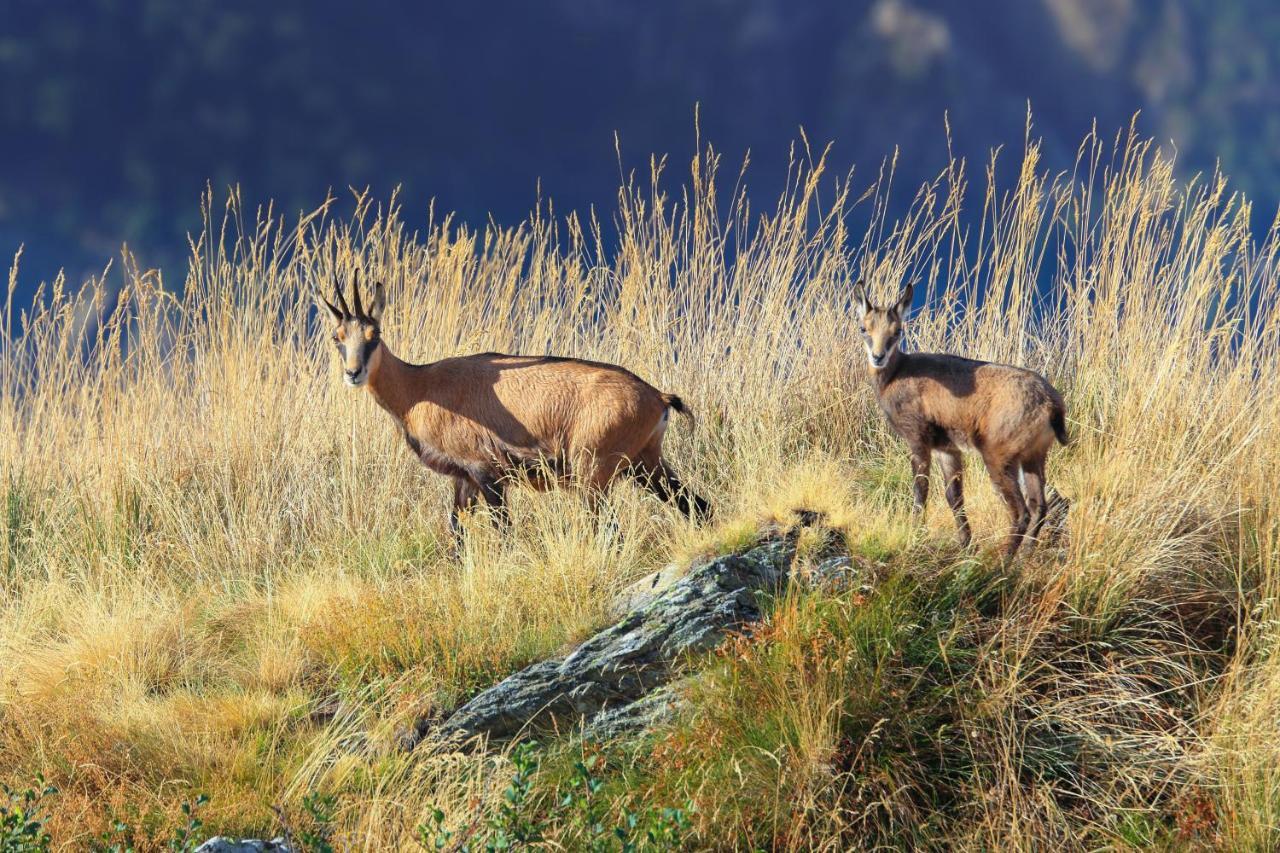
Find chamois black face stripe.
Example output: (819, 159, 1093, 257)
(359, 333, 380, 366)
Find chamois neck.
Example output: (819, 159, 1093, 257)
(365, 341, 416, 422)
(871, 347, 906, 391)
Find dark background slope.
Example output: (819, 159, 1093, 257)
(2, 0, 1279, 297)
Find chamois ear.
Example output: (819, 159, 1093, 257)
(895, 282, 914, 317)
(854, 279, 871, 316)
(369, 280, 386, 323)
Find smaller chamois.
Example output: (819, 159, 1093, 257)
(318, 273, 710, 535)
(856, 282, 1069, 556)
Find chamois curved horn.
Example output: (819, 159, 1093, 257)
(307, 274, 344, 321)
(352, 269, 365, 319)
(320, 295, 343, 321)
(333, 278, 351, 317)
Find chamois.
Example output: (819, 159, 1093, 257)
(856, 282, 1069, 557)
(318, 273, 710, 534)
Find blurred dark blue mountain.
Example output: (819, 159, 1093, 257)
(3, 0, 1280, 299)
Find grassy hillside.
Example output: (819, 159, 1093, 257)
(2, 127, 1279, 850)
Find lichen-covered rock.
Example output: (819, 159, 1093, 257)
(401, 512, 858, 752)
(804, 554, 873, 595)
(194, 838, 294, 853)
(408, 528, 803, 750)
(583, 681, 689, 741)
(608, 561, 684, 618)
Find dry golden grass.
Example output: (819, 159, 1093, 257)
(2, 121, 1279, 849)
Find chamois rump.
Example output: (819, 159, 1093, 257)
(856, 282, 1069, 557)
(318, 273, 710, 534)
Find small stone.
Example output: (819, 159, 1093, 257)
(807, 555, 869, 594)
(194, 837, 294, 853)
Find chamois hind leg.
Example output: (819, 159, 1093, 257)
(569, 450, 629, 517)
(630, 447, 712, 523)
(984, 454, 1029, 558)
(661, 461, 712, 522)
(1021, 454, 1048, 549)
(936, 448, 971, 548)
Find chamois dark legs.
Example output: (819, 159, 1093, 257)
(1020, 455, 1048, 549)
(908, 445, 931, 516)
(449, 474, 508, 542)
(630, 458, 711, 523)
(659, 463, 712, 522)
(477, 474, 510, 527)
(984, 455, 1029, 558)
(936, 448, 971, 548)
(450, 478, 479, 538)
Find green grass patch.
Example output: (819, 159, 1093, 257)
(537, 548, 1226, 849)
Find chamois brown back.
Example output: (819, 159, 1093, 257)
(875, 354, 1066, 463)
(391, 352, 676, 483)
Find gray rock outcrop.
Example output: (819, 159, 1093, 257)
(581, 681, 689, 741)
(405, 512, 851, 750)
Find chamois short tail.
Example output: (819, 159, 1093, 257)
(661, 393, 695, 426)
(1050, 404, 1070, 446)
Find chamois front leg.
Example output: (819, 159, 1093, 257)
(908, 444, 931, 517)
(450, 477, 480, 540)
(449, 474, 509, 542)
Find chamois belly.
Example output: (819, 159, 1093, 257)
(401, 427, 569, 486)
(881, 406, 978, 454)
(945, 427, 978, 452)
(402, 429, 472, 480)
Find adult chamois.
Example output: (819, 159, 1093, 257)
(318, 273, 710, 535)
(856, 282, 1069, 557)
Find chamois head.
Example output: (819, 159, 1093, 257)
(319, 271, 386, 387)
(854, 280, 913, 371)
